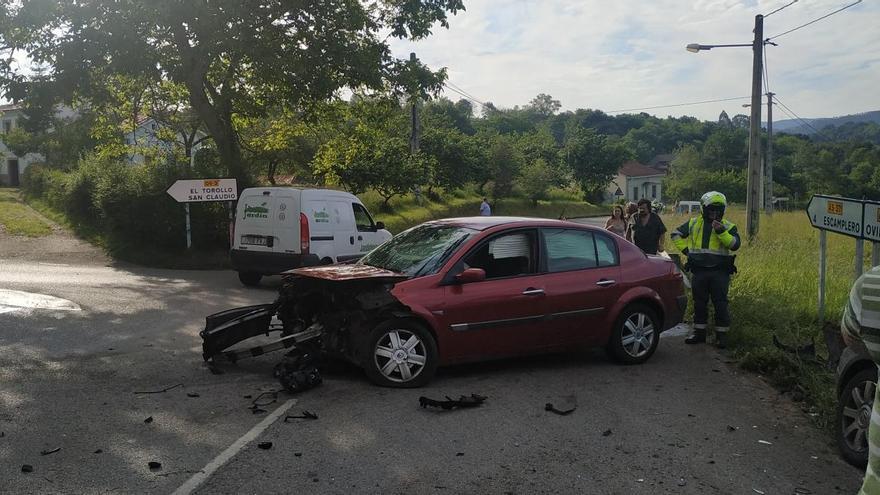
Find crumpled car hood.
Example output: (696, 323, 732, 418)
(283, 264, 408, 282)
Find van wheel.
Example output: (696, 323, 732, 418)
(607, 304, 660, 364)
(364, 319, 438, 388)
(238, 271, 262, 287)
(837, 367, 876, 468)
(320, 257, 334, 265)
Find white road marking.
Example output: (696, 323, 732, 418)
(0, 289, 81, 314)
(172, 398, 297, 495)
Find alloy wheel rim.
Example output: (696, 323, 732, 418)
(374, 329, 427, 383)
(842, 379, 876, 453)
(621, 313, 655, 358)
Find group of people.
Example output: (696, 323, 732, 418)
(606, 191, 741, 349)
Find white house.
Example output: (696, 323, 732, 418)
(606, 161, 665, 203)
(0, 103, 46, 186)
(125, 117, 208, 167)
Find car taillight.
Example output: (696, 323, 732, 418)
(300, 212, 310, 254)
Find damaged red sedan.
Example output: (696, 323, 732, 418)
(202, 217, 688, 387)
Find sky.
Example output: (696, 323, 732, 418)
(390, 0, 880, 122)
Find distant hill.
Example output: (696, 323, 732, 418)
(772, 110, 880, 135)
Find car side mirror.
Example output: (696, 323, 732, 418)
(455, 268, 486, 284)
(375, 221, 385, 230)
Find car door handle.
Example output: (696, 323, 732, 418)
(350, 236, 355, 245)
(596, 279, 616, 287)
(522, 288, 545, 296)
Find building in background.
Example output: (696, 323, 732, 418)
(606, 161, 665, 203)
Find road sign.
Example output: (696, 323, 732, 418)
(166, 178, 238, 203)
(806, 195, 863, 238)
(863, 201, 880, 242)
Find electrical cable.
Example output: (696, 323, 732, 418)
(773, 95, 825, 136)
(606, 96, 751, 114)
(767, 0, 862, 41)
(764, 0, 799, 18)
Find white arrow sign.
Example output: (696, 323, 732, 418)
(806, 194, 863, 238)
(166, 178, 238, 203)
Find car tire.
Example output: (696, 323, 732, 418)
(607, 304, 660, 364)
(363, 319, 438, 388)
(837, 367, 877, 468)
(238, 271, 262, 287)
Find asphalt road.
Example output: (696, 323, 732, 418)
(0, 223, 864, 494)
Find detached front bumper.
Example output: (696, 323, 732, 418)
(200, 304, 276, 361)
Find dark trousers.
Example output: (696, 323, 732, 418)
(692, 269, 731, 327)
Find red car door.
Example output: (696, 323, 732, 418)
(439, 229, 556, 362)
(538, 228, 623, 347)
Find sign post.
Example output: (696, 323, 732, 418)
(166, 178, 238, 249)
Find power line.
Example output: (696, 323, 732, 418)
(773, 95, 825, 135)
(444, 81, 488, 107)
(606, 96, 751, 114)
(767, 0, 863, 41)
(442, 84, 491, 111)
(764, 0, 799, 18)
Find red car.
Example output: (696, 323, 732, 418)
(202, 217, 688, 387)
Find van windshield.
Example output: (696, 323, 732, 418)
(359, 224, 477, 277)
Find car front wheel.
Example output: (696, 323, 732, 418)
(837, 367, 877, 468)
(364, 319, 438, 388)
(607, 304, 660, 364)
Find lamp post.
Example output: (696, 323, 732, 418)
(687, 14, 765, 241)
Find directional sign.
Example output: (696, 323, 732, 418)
(806, 195, 863, 238)
(166, 178, 238, 203)
(863, 201, 880, 241)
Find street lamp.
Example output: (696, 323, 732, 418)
(686, 15, 765, 241)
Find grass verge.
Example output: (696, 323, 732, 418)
(0, 188, 53, 237)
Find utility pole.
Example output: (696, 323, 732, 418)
(745, 14, 764, 240)
(408, 52, 423, 203)
(766, 91, 775, 215)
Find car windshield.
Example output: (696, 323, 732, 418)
(359, 224, 477, 277)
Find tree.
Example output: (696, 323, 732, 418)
(563, 126, 630, 201)
(0, 0, 463, 184)
(517, 159, 556, 205)
(731, 114, 750, 129)
(486, 135, 523, 199)
(528, 93, 561, 118)
(718, 110, 732, 128)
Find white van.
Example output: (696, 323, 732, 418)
(231, 187, 392, 286)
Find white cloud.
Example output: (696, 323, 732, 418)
(391, 0, 880, 121)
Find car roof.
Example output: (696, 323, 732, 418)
(428, 216, 591, 231)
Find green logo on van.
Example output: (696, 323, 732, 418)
(314, 211, 330, 223)
(243, 203, 269, 219)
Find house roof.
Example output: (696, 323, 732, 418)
(619, 161, 665, 178)
(0, 103, 22, 113)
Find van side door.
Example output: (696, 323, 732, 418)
(352, 203, 385, 256)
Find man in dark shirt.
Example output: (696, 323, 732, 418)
(627, 198, 666, 254)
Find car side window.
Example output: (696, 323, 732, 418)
(464, 231, 536, 279)
(352, 203, 376, 232)
(595, 233, 619, 267)
(544, 229, 597, 272)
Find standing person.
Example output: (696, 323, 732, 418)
(479, 197, 491, 216)
(629, 198, 666, 254)
(605, 205, 626, 237)
(623, 202, 638, 241)
(842, 266, 880, 495)
(671, 191, 741, 349)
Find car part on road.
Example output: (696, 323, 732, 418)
(148, 461, 162, 471)
(143, 416, 153, 424)
(419, 394, 487, 410)
(186, 392, 200, 398)
(837, 367, 876, 468)
(274, 345, 323, 393)
(39, 447, 60, 456)
(772, 334, 817, 362)
(21, 464, 33, 473)
(249, 391, 278, 414)
(133, 383, 183, 395)
(284, 410, 318, 421)
(258, 442, 273, 450)
(544, 403, 576, 415)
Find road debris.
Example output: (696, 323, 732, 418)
(134, 383, 183, 395)
(284, 410, 318, 421)
(258, 442, 273, 450)
(148, 461, 162, 471)
(602, 429, 613, 437)
(419, 394, 487, 410)
(249, 391, 278, 414)
(144, 416, 154, 424)
(39, 447, 61, 456)
(456, 452, 464, 456)
(752, 489, 765, 494)
(678, 478, 687, 487)
(758, 440, 772, 445)
(186, 392, 200, 398)
(21, 464, 33, 473)
(93, 449, 103, 454)
(727, 425, 738, 432)
(545, 403, 576, 415)
(274, 346, 322, 394)
(794, 488, 812, 494)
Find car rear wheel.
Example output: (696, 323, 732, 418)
(364, 319, 438, 388)
(607, 304, 660, 364)
(238, 271, 262, 287)
(837, 367, 877, 468)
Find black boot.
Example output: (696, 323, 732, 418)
(685, 327, 706, 345)
(716, 331, 728, 349)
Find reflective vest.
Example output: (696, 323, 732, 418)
(670, 217, 740, 268)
